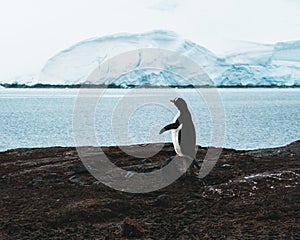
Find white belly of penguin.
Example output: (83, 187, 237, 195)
(172, 112, 183, 156)
(172, 124, 183, 156)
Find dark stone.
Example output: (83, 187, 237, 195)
(68, 175, 86, 185)
(142, 158, 151, 163)
(45, 173, 59, 179)
(221, 163, 232, 168)
(156, 193, 168, 201)
(68, 165, 88, 174)
(29, 176, 44, 185)
(161, 157, 173, 167)
(156, 194, 169, 207)
(120, 218, 144, 238)
(92, 181, 101, 191)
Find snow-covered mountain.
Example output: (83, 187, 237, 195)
(2, 30, 300, 87)
(38, 30, 224, 87)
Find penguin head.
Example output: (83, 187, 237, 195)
(170, 97, 187, 110)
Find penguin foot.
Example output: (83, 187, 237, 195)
(185, 167, 198, 177)
(192, 160, 201, 170)
(185, 159, 201, 177)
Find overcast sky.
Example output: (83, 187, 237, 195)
(1, 0, 300, 81)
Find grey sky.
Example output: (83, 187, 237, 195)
(0, 0, 299, 81)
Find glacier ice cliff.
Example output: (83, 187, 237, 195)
(3, 30, 300, 87)
(217, 40, 300, 87)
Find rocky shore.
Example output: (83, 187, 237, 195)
(1, 141, 299, 239)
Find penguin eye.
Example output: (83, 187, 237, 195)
(174, 97, 178, 102)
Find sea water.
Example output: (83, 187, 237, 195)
(0, 88, 299, 151)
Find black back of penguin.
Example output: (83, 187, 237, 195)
(174, 98, 196, 159)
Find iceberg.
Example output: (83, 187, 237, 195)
(2, 30, 300, 87)
(39, 30, 223, 87)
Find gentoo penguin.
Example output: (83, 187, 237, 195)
(159, 97, 199, 170)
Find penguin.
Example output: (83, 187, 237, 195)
(159, 97, 200, 171)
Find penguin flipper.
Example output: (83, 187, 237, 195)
(159, 121, 180, 134)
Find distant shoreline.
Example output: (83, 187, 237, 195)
(1, 139, 299, 154)
(1, 83, 300, 89)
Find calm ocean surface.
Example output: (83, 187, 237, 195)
(0, 88, 299, 151)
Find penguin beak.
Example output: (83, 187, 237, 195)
(170, 99, 175, 103)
